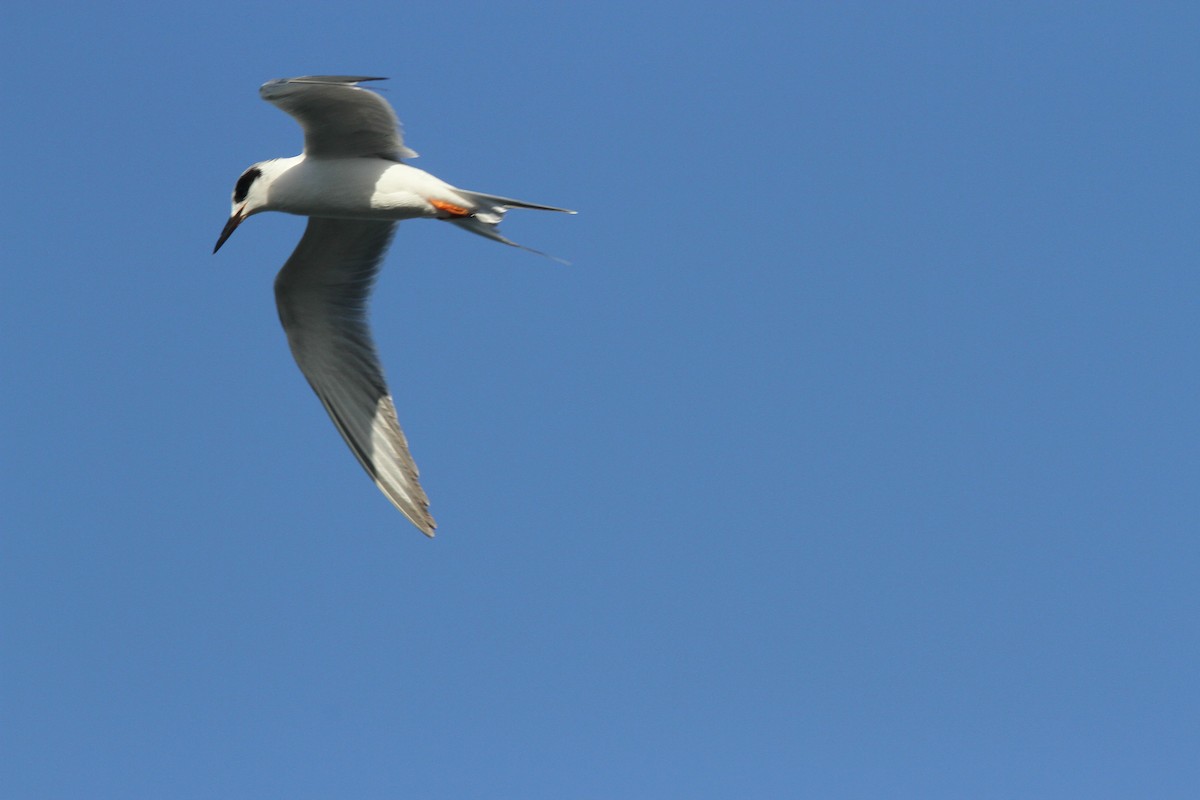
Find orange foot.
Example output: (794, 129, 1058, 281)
(429, 198, 472, 218)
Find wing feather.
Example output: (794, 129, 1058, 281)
(274, 217, 435, 535)
(260, 76, 418, 160)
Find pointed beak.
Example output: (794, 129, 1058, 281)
(213, 208, 246, 253)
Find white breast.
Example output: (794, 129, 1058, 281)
(265, 157, 458, 221)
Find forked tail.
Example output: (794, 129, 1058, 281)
(450, 189, 576, 264)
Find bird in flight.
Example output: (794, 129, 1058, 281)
(214, 75, 574, 536)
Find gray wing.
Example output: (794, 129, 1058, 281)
(274, 217, 435, 535)
(259, 75, 418, 160)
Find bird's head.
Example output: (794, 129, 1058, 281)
(213, 161, 280, 253)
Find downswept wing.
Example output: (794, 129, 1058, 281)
(274, 217, 434, 534)
(259, 75, 418, 160)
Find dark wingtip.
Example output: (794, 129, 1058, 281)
(289, 75, 388, 85)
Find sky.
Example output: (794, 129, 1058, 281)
(3, 2, 1199, 797)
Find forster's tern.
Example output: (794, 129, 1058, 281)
(215, 75, 573, 536)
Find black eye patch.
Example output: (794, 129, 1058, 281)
(233, 167, 262, 203)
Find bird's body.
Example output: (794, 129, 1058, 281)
(214, 75, 573, 536)
(241, 156, 469, 220)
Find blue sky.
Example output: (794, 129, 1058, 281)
(3, 2, 1199, 797)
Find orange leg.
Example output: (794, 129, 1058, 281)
(429, 198, 472, 218)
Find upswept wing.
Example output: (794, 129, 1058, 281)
(274, 217, 434, 534)
(259, 75, 418, 160)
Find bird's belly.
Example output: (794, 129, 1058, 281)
(268, 160, 442, 221)
(280, 192, 434, 221)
